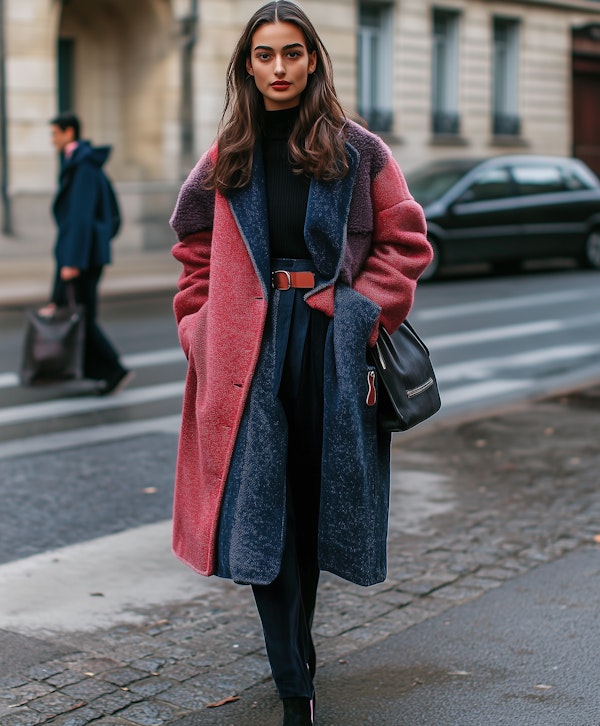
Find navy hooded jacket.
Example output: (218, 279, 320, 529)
(52, 141, 121, 270)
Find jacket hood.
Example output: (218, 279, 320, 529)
(67, 140, 112, 168)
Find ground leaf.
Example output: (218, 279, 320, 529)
(206, 695, 240, 708)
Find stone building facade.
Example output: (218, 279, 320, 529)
(1, 0, 599, 248)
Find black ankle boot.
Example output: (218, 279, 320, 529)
(282, 696, 314, 725)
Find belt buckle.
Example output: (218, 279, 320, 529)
(272, 270, 292, 290)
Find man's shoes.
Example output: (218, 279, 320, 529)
(282, 696, 314, 726)
(98, 369, 135, 396)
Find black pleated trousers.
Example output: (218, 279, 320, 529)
(252, 258, 329, 699)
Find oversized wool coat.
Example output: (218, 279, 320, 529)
(170, 119, 432, 587)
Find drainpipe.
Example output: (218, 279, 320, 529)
(0, 0, 12, 235)
(179, 0, 198, 179)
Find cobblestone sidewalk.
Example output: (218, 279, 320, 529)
(1, 386, 600, 725)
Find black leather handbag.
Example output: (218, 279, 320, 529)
(370, 321, 441, 432)
(19, 285, 85, 386)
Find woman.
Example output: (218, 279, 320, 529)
(170, 2, 432, 723)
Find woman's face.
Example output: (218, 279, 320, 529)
(246, 21, 317, 111)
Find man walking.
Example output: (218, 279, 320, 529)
(44, 112, 132, 395)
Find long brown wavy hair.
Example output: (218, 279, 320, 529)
(206, 1, 349, 195)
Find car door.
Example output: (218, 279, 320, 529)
(438, 166, 522, 264)
(509, 162, 594, 257)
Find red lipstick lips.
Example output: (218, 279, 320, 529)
(271, 81, 291, 89)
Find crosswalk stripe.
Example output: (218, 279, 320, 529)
(123, 348, 184, 368)
(0, 381, 184, 426)
(0, 415, 181, 460)
(435, 344, 600, 384)
(440, 379, 533, 406)
(0, 347, 184, 390)
(428, 310, 600, 351)
(414, 288, 600, 322)
(0, 372, 18, 389)
(428, 320, 561, 350)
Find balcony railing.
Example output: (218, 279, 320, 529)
(359, 107, 393, 133)
(432, 111, 460, 136)
(493, 113, 521, 137)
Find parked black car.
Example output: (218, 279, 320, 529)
(405, 155, 600, 280)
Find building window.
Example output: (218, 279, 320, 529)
(493, 18, 520, 136)
(58, 38, 75, 113)
(431, 8, 460, 136)
(358, 2, 393, 133)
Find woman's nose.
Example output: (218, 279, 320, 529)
(274, 55, 285, 75)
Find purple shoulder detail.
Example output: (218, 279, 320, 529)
(343, 121, 387, 245)
(170, 150, 216, 240)
(343, 120, 390, 179)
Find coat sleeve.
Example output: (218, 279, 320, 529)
(353, 149, 432, 344)
(170, 150, 216, 358)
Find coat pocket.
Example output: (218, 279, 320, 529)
(180, 303, 209, 364)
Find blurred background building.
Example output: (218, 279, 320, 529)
(0, 0, 599, 249)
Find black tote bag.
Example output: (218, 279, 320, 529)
(19, 286, 85, 386)
(369, 321, 441, 432)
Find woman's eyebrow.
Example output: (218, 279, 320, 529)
(253, 42, 305, 52)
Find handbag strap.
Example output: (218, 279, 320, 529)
(398, 319, 430, 356)
(66, 282, 77, 310)
(376, 320, 431, 357)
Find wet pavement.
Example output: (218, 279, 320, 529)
(1, 385, 600, 725)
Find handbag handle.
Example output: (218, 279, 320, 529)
(375, 319, 431, 363)
(399, 319, 430, 355)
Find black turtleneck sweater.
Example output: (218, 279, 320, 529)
(262, 107, 311, 259)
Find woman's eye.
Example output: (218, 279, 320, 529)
(257, 53, 271, 61)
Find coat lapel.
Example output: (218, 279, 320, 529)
(227, 147, 271, 296)
(304, 141, 360, 283)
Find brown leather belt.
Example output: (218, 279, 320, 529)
(271, 270, 315, 290)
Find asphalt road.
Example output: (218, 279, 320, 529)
(0, 292, 182, 565)
(412, 265, 600, 417)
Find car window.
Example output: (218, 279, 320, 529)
(561, 166, 590, 191)
(459, 168, 513, 202)
(511, 165, 567, 195)
(405, 167, 470, 206)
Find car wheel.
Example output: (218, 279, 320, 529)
(581, 229, 600, 270)
(419, 238, 441, 281)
